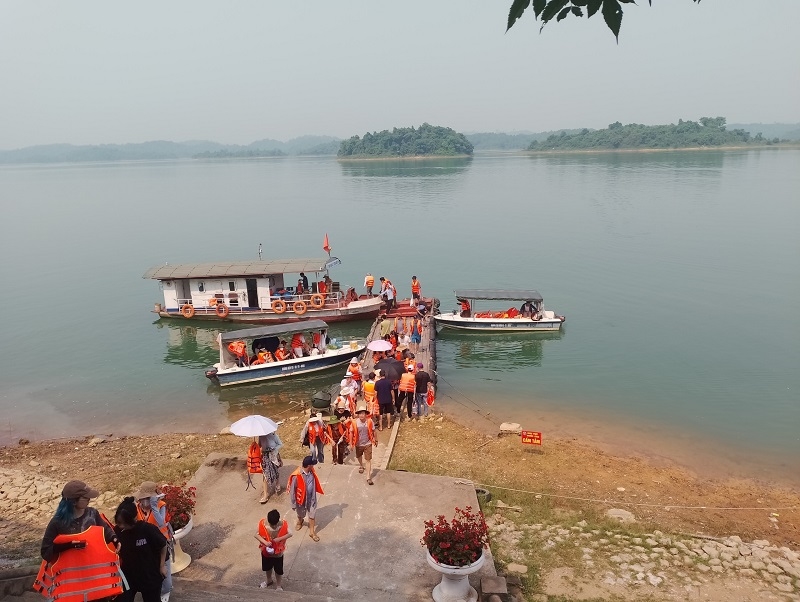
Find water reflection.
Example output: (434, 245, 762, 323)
(339, 157, 472, 178)
(158, 321, 220, 369)
(439, 330, 564, 373)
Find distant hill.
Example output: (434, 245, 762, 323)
(0, 136, 342, 164)
(728, 123, 800, 141)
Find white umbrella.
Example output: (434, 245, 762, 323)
(367, 339, 393, 352)
(229, 415, 279, 437)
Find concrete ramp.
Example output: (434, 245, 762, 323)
(178, 453, 495, 601)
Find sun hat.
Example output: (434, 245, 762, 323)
(355, 404, 368, 414)
(62, 480, 99, 500)
(349, 357, 359, 364)
(340, 386, 353, 396)
(134, 481, 162, 501)
(302, 456, 318, 468)
(328, 416, 340, 425)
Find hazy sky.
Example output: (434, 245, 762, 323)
(1, 1, 798, 149)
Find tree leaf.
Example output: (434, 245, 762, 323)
(533, 0, 547, 16)
(571, 6, 584, 16)
(587, 0, 603, 18)
(557, 6, 572, 21)
(602, 0, 623, 40)
(541, 0, 570, 23)
(506, 0, 531, 31)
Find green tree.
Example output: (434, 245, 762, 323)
(507, 0, 701, 41)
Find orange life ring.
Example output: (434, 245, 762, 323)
(215, 303, 230, 318)
(293, 300, 308, 315)
(309, 294, 325, 309)
(272, 299, 287, 314)
(181, 304, 195, 319)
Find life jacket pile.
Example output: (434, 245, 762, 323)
(34, 526, 125, 602)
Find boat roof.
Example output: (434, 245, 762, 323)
(142, 258, 328, 280)
(454, 289, 543, 302)
(219, 319, 330, 343)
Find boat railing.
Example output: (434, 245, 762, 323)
(177, 292, 347, 314)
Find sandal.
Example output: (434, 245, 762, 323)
(309, 532, 320, 542)
(367, 479, 374, 486)
(358, 467, 365, 474)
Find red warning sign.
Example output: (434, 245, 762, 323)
(521, 430, 542, 445)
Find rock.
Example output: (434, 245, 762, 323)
(766, 563, 784, 575)
(697, 564, 711, 573)
(617, 487, 626, 492)
(185, 435, 197, 441)
(702, 545, 719, 559)
(506, 563, 528, 574)
(88, 437, 105, 446)
(219, 426, 232, 435)
(773, 582, 793, 593)
(29, 461, 40, 467)
(752, 539, 770, 547)
(606, 508, 635, 523)
(739, 568, 757, 577)
(647, 574, 663, 586)
(499, 422, 521, 435)
(170, 453, 181, 459)
(751, 561, 766, 571)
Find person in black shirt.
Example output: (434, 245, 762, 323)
(114, 497, 167, 602)
(413, 363, 432, 418)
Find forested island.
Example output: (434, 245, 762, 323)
(528, 117, 789, 151)
(337, 124, 473, 159)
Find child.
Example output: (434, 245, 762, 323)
(255, 509, 292, 592)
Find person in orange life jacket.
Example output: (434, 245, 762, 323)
(333, 386, 356, 419)
(258, 432, 284, 503)
(135, 481, 173, 602)
(347, 357, 363, 393)
(114, 496, 167, 602)
(458, 298, 471, 317)
(274, 340, 291, 361)
(361, 372, 378, 421)
(409, 317, 423, 353)
(290, 332, 307, 358)
(411, 276, 422, 303)
(252, 347, 274, 365)
(312, 329, 328, 355)
(40, 480, 120, 563)
(397, 365, 417, 420)
(288, 456, 324, 541)
(379, 276, 396, 311)
(364, 273, 375, 296)
(300, 413, 331, 463)
(296, 279, 305, 296)
(255, 508, 292, 592)
(413, 362, 433, 419)
(349, 405, 378, 485)
(317, 278, 328, 296)
(328, 415, 350, 464)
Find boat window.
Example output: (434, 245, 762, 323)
(228, 281, 236, 291)
(198, 282, 205, 292)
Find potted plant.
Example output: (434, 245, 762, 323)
(161, 482, 196, 574)
(421, 506, 489, 602)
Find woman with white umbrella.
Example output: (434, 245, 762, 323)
(229, 416, 283, 504)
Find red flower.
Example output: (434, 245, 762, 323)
(421, 507, 488, 567)
(160, 482, 196, 531)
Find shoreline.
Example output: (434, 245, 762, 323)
(523, 143, 800, 156)
(336, 154, 472, 162)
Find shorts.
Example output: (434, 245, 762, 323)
(261, 554, 285, 575)
(410, 333, 421, 344)
(412, 292, 420, 301)
(355, 445, 373, 462)
(379, 403, 393, 415)
(294, 505, 316, 520)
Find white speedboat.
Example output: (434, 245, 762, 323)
(205, 319, 365, 386)
(434, 289, 565, 333)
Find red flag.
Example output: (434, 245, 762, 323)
(323, 233, 331, 254)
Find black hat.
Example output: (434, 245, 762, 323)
(302, 456, 318, 468)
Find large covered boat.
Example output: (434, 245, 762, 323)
(205, 319, 365, 387)
(143, 258, 382, 324)
(434, 289, 565, 332)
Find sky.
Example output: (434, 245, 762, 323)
(1, 1, 799, 150)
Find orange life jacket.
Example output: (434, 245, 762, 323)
(136, 499, 171, 540)
(349, 363, 362, 381)
(411, 279, 421, 294)
(296, 283, 305, 295)
(347, 417, 376, 446)
(461, 300, 471, 312)
(258, 519, 289, 556)
(318, 281, 328, 295)
(228, 341, 247, 357)
(362, 381, 376, 403)
(427, 387, 436, 406)
(252, 350, 273, 365)
(411, 320, 422, 335)
(312, 333, 321, 345)
(247, 441, 263, 474)
(290, 333, 304, 349)
(365, 275, 374, 287)
(399, 372, 416, 393)
(275, 347, 290, 361)
(34, 526, 124, 602)
(307, 422, 331, 445)
(287, 467, 324, 506)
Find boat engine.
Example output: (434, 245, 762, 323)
(205, 367, 219, 382)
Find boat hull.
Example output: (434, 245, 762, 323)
(434, 312, 563, 332)
(158, 297, 382, 325)
(211, 345, 364, 387)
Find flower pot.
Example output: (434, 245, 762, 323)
(425, 548, 485, 602)
(170, 516, 193, 574)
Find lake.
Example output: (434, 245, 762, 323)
(1, 150, 798, 481)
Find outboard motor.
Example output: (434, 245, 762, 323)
(205, 367, 219, 382)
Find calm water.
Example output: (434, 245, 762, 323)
(1, 151, 798, 479)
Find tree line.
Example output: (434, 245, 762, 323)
(337, 124, 474, 158)
(527, 117, 787, 151)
